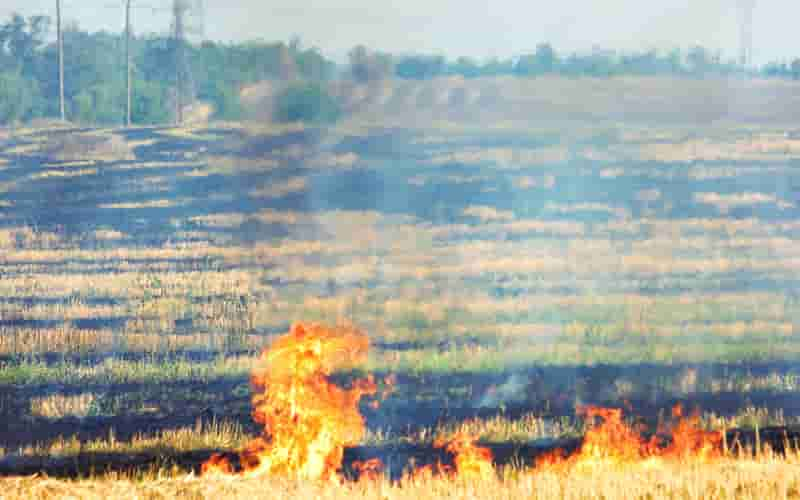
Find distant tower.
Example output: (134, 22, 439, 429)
(171, 0, 204, 125)
(738, 0, 755, 66)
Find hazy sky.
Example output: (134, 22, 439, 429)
(0, 1, 794, 64)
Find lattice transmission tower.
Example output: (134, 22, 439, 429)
(171, 0, 204, 124)
(738, 0, 755, 66)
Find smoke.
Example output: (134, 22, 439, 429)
(475, 374, 530, 409)
(205, 44, 800, 432)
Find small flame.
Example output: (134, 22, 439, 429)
(202, 322, 376, 481)
(537, 404, 722, 471)
(439, 432, 495, 481)
(659, 404, 722, 462)
(352, 458, 385, 482)
(405, 433, 494, 483)
(576, 406, 650, 467)
(201, 453, 234, 476)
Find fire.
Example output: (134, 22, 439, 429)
(438, 432, 495, 481)
(201, 320, 724, 483)
(569, 406, 651, 468)
(659, 404, 722, 462)
(201, 453, 234, 475)
(352, 458, 385, 482)
(202, 322, 377, 481)
(537, 404, 722, 471)
(404, 433, 494, 483)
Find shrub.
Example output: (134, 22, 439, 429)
(273, 82, 341, 124)
(0, 72, 40, 124)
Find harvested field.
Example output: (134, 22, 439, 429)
(1, 102, 800, 497)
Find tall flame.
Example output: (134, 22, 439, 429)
(202, 322, 377, 480)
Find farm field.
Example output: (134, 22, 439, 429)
(2, 111, 800, 498)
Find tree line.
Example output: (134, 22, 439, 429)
(2, 13, 800, 126)
(393, 44, 800, 80)
(0, 14, 334, 125)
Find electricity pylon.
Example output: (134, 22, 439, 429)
(738, 0, 755, 67)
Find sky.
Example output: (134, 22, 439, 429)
(0, 0, 795, 65)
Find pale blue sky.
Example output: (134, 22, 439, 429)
(0, 1, 793, 64)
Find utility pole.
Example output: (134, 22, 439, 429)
(110, 1, 164, 126)
(125, 0, 132, 126)
(111, 1, 176, 126)
(56, 0, 65, 121)
(738, 0, 755, 67)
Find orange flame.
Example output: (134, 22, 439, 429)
(659, 404, 722, 462)
(537, 404, 722, 471)
(352, 458, 385, 482)
(405, 433, 494, 483)
(201, 453, 234, 476)
(201, 321, 724, 483)
(439, 432, 495, 481)
(202, 322, 377, 481)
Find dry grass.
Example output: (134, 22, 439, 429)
(29, 393, 97, 419)
(98, 199, 184, 209)
(2, 419, 246, 460)
(462, 206, 515, 222)
(513, 175, 556, 190)
(427, 146, 569, 167)
(248, 176, 308, 199)
(305, 152, 360, 169)
(29, 167, 99, 180)
(0, 227, 64, 250)
(2, 455, 800, 499)
(694, 192, 794, 214)
(41, 132, 134, 162)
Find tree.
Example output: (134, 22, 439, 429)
(0, 71, 40, 123)
(274, 82, 340, 124)
(515, 45, 557, 77)
(348, 45, 393, 83)
(73, 84, 124, 124)
(132, 79, 170, 123)
(395, 55, 445, 79)
(480, 57, 514, 76)
(687, 46, 711, 75)
(451, 57, 480, 78)
(792, 59, 800, 80)
(0, 14, 49, 74)
(276, 43, 297, 81)
(199, 80, 242, 120)
(295, 47, 335, 81)
(534, 43, 556, 73)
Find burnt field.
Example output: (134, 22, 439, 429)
(1, 117, 800, 497)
